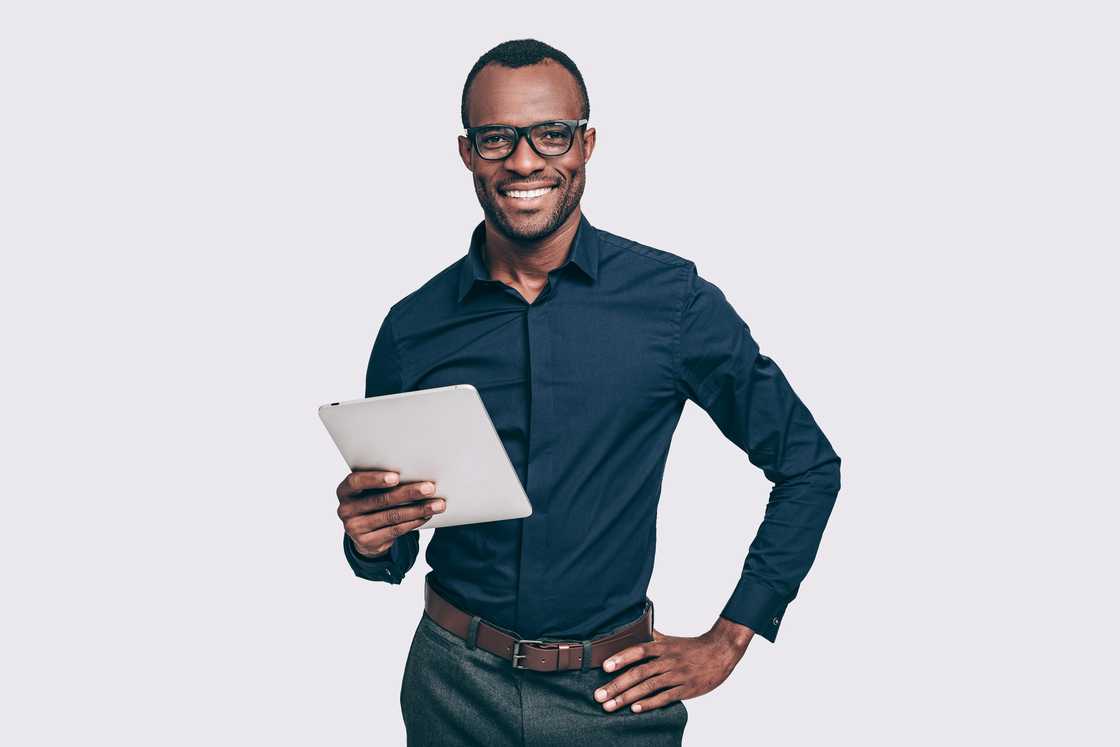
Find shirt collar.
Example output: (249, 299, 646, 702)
(456, 212, 600, 303)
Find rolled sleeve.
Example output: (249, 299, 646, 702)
(676, 263, 842, 643)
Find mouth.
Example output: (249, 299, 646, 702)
(498, 183, 559, 206)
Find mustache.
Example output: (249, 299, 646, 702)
(494, 178, 562, 191)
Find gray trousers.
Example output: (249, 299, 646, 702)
(399, 609, 689, 746)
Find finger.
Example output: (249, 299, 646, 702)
(629, 685, 687, 714)
(594, 659, 665, 705)
(348, 498, 446, 534)
(338, 481, 438, 518)
(350, 517, 430, 557)
(603, 673, 677, 712)
(337, 470, 400, 499)
(602, 642, 657, 673)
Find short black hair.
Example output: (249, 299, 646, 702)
(461, 39, 590, 129)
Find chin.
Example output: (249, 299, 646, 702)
(491, 206, 557, 240)
(503, 220, 556, 242)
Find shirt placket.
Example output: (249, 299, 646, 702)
(514, 279, 558, 637)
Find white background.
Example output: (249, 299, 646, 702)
(3, 2, 1117, 744)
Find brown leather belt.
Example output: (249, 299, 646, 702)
(424, 577, 654, 672)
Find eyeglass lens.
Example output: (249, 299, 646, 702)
(474, 123, 575, 159)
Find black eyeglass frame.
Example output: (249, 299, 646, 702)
(464, 119, 589, 160)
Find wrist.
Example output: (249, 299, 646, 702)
(349, 535, 390, 561)
(712, 615, 755, 653)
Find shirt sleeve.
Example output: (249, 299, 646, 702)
(675, 263, 842, 643)
(342, 308, 421, 584)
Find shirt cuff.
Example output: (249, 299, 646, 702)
(343, 534, 404, 584)
(719, 576, 790, 643)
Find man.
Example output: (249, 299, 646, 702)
(335, 39, 841, 746)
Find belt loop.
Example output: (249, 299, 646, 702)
(465, 615, 481, 650)
(580, 640, 592, 672)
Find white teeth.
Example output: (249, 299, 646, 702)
(503, 186, 555, 199)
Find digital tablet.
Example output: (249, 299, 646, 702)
(318, 384, 532, 530)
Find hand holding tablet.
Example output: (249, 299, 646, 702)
(320, 384, 533, 550)
(334, 468, 446, 559)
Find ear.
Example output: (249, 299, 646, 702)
(581, 126, 596, 164)
(458, 135, 474, 171)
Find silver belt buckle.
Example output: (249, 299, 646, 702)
(512, 639, 543, 669)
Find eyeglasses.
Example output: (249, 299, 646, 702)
(465, 119, 588, 160)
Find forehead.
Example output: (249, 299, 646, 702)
(468, 61, 583, 127)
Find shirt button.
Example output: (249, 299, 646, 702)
(772, 617, 780, 625)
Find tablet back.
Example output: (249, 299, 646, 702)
(318, 384, 532, 529)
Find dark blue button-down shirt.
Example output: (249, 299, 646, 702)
(343, 212, 841, 643)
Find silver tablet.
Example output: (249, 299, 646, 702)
(318, 384, 532, 530)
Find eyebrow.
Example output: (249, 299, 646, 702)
(472, 118, 571, 128)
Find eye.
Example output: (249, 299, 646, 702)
(477, 131, 514, 147)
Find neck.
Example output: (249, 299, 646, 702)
(482, 207, 582, 288)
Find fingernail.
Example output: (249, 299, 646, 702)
(605, 699, 616, 710)
(421, 482, 435, 494)
(632, 704, 642, 712)
(386, 473, 399, 484)
(431, 499, 446, 512)
(595, 689, 606, 701)
(604, 660, 614, 671)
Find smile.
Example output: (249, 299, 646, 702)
(500, 186, 557, 200)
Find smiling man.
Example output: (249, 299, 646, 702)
(335, 38, 842, 746)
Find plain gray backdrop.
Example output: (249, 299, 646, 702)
(3, 1, 1117, 745)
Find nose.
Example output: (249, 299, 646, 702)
(503, 133, 546, 176)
